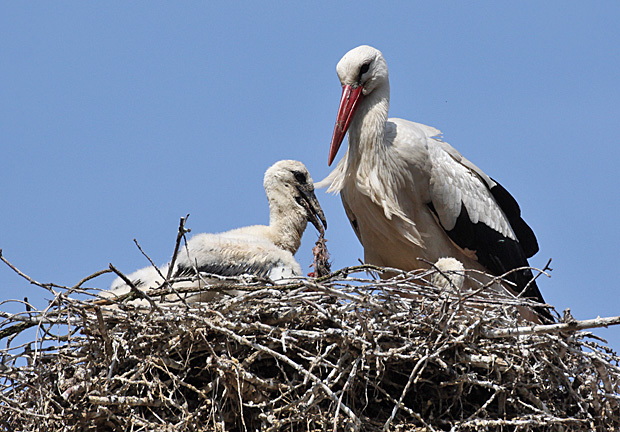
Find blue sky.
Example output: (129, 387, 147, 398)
(2, 3, 619, 348)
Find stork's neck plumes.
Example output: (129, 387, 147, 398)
(347, 83, 390, 167)
(268, 202, 306, 255)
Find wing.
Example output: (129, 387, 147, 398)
(486, 179, 539, 258)
(175, 259, 274, 279)
(174, 233, 301, 280)
(426, 140, 550, 320)
(434, 139, 539, 258)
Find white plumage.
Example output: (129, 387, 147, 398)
(319, 45, 550, 321)
(106, 160, 326, 304)
(431, 257, 466, 291)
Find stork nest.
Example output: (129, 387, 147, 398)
(1, 258, 620, 431)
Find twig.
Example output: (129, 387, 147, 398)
(1, 257, 619, 431)
(133, 237, 189, 307)
(166, 214, 190, 281)
(88, 395, 162, 407)
(483, 314, 620, 338)
(200, 317, 362, 429)
(108, 263, 162, 313)
(133, 238, 167, 283)
(0, 250, 55, 293)
(69, 269, 113, 292)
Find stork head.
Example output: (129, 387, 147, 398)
(328, 45, 389, 165)
(264, 160, 327, 235)
(431, 257, 466, 291)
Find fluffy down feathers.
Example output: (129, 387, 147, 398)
(105, 160, 326, 305)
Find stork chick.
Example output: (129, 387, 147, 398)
(431, 257, 466, 291)
(106, 160, 327, 305)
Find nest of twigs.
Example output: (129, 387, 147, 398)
(1, 255, 620, 431)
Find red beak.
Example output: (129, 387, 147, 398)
(328, 85, 364, 166)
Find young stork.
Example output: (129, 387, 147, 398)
(107, 160, 327, 304)
(319, 45, 551, 321)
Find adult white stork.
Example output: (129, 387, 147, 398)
(319, 45, 551, 321)
(106, 160, 327, 304)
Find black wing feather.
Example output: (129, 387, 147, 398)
(175, 261, 275, 279)
(427, 199, 552, 322)
(488, 178, 539, 258)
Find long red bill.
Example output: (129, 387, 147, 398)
(328, 85, 364, 166)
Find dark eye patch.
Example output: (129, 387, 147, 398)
(358, 62, 371, 82)
(292, 171, 307, 184)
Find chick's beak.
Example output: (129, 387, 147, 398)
(297, 185, 327, 235)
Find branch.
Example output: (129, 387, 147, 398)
(199, 316, 361, 428)
(483, 314, 620, 338)
(134, 236, 190, 307)
(166, 214, 190, 281)
(133, 238, 166, 283)
(108, 263, 162, 313)
(0, 249, 54, 293)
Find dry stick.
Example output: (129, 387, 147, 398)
(0, 321, 36, 341)
(108, 263, 162, 313)
(304, 343, 339, 386)
(1, 258, 617, 430)
(212, 355, 285, 392)
(0, 393, 64, 420)
(133, 238, 189, 307)
(163, 215, 196, 306)
(199, 318, 362, 429)
(332, 356, 361, 432)
(383, 348, 433, 432)
(423, 258, 553, 311)
(234, 363, 248, 432)
(142, 264, 388, 303)
(519, 257, 553, 298)
(0, 309, 83, 327)
(133, 238, 167, 283)
(141, 264, 398, 301)
(148, 358, 213, 402)
(68, 269, 113, 293)
(316, 264, 394, 283)
(0, 250, 55, 293)
(88, 395, 162, 407)
(370, 382, 436, 432)
(383, 318, 483, 430)
(447, 416, 586, 429)
(166, 214, 190, 281)
(94, 307, 113, 361)
(462, 388, 502, 425)
(483, 314, 620, 338)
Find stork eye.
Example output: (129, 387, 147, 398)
(292, 171, 307, 184)
(358, 62, 371, 81)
